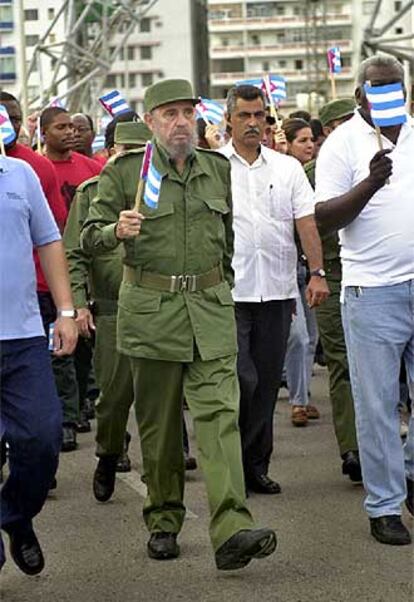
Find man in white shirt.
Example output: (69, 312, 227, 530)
(221, 85, 329, 494)
(315, 55, 414, 546)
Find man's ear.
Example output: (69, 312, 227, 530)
(355, 85, 363, 107)
(144, 112, 154, 132)
(225, 111, 231, 126)
(322, 125, 332, 137)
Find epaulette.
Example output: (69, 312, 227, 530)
(111, 147, 145, 164)
(76, 175, 100, 193)
(196, 146, 229, 162)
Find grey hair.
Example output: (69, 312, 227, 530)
(226, 85, 266, 116)
(356, 54, 404, 87)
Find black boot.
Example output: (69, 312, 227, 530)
(93, 455, 118, 502)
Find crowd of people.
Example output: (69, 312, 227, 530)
(0, 53, 413, 579)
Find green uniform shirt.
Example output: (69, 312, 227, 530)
(63, 174, 124, 314)
(305, 158, 342, 278)
(81, 141, 237, 363)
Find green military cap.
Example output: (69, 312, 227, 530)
(144, 78, 198, 112)
(114, 121, 152, 145)
(319, 98, 356, 127)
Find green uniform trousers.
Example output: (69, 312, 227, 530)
(94, 315, 134, 456)
(316, 278, 358, 456)
(129, 353, 255, 552)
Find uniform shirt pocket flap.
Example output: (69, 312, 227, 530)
(202, 197, 230, 215)
(141, 200, 174, 220)
(215, 284, 235, 306)
(118, 283, 162, 313)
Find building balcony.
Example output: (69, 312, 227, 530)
(210, 39, 352, 59)
(209, 13, 352, 32)
(210, 66, 353, 86)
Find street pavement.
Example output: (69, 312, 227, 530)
(1, 367, 413, 602)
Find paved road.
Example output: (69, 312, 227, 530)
(1, 368, 413, 602)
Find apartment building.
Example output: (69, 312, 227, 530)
(207, 0, 413, 110)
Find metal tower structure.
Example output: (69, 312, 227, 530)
(362, 0, 414, 65)
(25, 0, 159, 113)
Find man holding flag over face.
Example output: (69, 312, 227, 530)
(81, 79, 277, 570)
(315, 55, 414, 546)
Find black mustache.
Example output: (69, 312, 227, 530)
(244, 127, 260, 135)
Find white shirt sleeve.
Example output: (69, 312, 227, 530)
(291, 160, 315, 219)
(315, 132, 353, 204)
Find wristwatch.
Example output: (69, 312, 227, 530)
(57, 309, 78, 319)
(310, 268, 326, 278)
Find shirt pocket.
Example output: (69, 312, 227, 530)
(268, 186, 292, 221)
(191, 195, 230, 262)
(137, 199, 176, 259)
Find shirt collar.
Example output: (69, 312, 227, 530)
(223, 140, 268, 168)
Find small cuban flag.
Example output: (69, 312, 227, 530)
(196, 97, 225, 125)
(0, 104, 17, 146)
(141, 142, 162, 209)
(48, 96, 65, 108)
(235, 75, 287, 104)
(99, 90, 131, 117)
(364, 81, 407, 127)
(327, 47, 341, 74)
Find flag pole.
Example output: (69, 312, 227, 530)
(36, 116, 42, 154)
(330, 73, 337, 100)
(0, 137, 5, 156)
(263, 75, 283, 130)
(134, 178, 144, 212)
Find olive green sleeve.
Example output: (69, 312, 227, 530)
(63, 187, 94, 309)
(80, 161, 126, 255)
(223, 164, 235, 288)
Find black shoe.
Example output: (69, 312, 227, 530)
(370, 515, 411, 545)
(84, 397, 95, 420)
(215, 528, 277, 571)
(147, 532, 179, 560)
(76, 409, 91, 433)
(184, 451, 197, 471)
(61, 426, 77, 452)
(246, 474, 281, 495)
(341, 450, 362, 483)
(406, 477, 414, 516)
(116, 452, 131, 473)
(5, 524, 45, 575)
(93, 455, 118, 502)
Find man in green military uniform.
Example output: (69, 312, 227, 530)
(64, 119, 152, 491)
(309, 98, 362, 482)
(81, 79, 277, 570)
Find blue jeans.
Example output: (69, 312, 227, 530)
(342, 280, 414, 517)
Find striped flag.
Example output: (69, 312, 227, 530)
(0, 104, 17, 146)
(364, 81, 407, 127)
(141, 142, 163, 209)
(99, 90, 131, 117)
(196, 98, 225, 125)
(235, 75, 287, 104)
(48, 96, 65, 108)
(327, 47, 341, 74)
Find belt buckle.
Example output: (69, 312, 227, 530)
(170, 274, 197, 292)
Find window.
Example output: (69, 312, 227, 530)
(0, 55, 16, 81)
(262, 61, 270, 71)
(142, 73, 153, 87)
(127, 46, 134, 61)
(293, 6, 302, 16)
(251, 34, 260, 46)
(24, 9, 38, 21)
(278, 59, 287, 68)
(276, 5, 285, 15)
(105, 74, 117, 88)
(395, 1, 402, 10)
(295, 59, 303, 70)
(0, 6, 13, 25)
(128, 73, 136, 88)
(363, 1, 376, 15)
(140, 17, 151, 32)
(25, 35, 39, 46)
(118, 74, 125, 87)
(48, 8, 55, 20)
(276, 32, 285, 42)
(395, 27, 404, 34)
(140, 46, 152, 60)
(49, 33, 56, 43)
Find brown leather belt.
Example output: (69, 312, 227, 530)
(123, 265, 223, 293)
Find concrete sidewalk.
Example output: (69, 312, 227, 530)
(1, 367, 413, 602)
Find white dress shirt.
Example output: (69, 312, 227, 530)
(220, 142, 315, 302)
(315, 111, 414, 288)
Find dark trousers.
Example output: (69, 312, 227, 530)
(37, 291, 93, 426)
(0, 337, 62, 530)
(236, 300, 293, 480)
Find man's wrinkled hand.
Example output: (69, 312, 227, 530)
(76, 307, 95, 338)
(273, 128, 288, 154)
(116, 210, 145, 240)
(305, 277, 330, 308)
(53, 317, 78, 356)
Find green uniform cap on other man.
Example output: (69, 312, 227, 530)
(319, 98, 356, 127)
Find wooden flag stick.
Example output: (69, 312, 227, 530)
(36, 116, 42, 154)
(374, 124, 390, 185)
(0, 136, 5, 156)
(263, 75, 283, 130)
(134, 177, 145, 212)
(330, 73, 337, 100)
